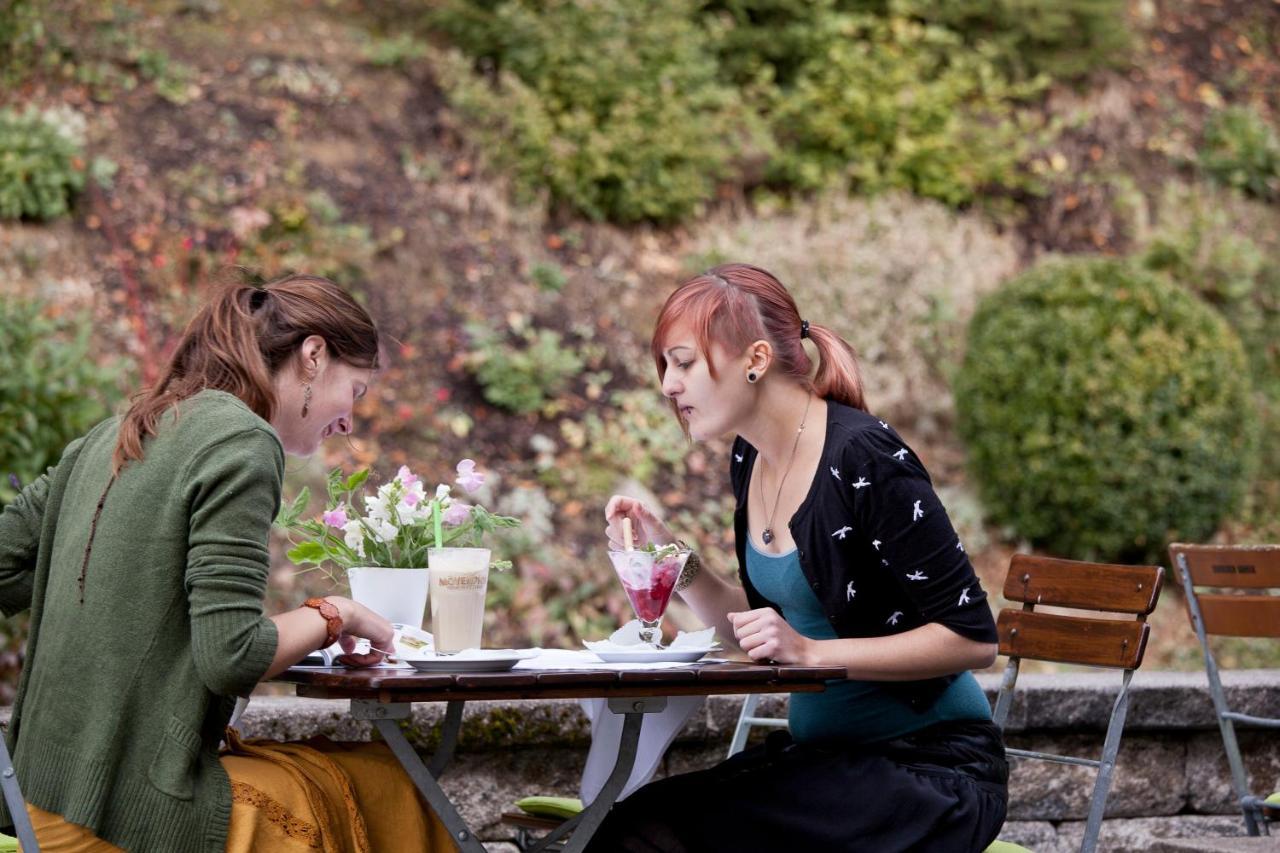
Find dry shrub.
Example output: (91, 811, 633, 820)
(685, 193, 1021, 439)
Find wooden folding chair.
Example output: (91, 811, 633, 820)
(1169, 543, 1280, 837)
(989, 554, 1164, 853)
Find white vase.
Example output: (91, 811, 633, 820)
(347, 566, 430, 629)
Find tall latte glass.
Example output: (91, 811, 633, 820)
(428, 547, 491, 653)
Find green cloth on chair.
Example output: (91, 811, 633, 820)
(984, 841, 1034, 853)
(0, 833, 18, 852)
(515, 796, 583, 820)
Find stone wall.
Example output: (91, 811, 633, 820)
(230, 670, 1280, 852)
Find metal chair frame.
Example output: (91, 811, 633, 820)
(0, 731, 38, 852)
(1171, 543, 1280, 837)
(726, 693, 789, 758)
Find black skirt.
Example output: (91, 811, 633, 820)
(584, 719, 1008, 853)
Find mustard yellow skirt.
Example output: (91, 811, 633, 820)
(25, 730, 451, 852)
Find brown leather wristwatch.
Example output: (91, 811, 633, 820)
(303, 597, 343, 648)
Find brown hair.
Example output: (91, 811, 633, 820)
(112, 274, 380, 473)
(651, 263, 865, 416)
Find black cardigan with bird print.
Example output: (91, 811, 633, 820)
(730, 400, 998, 710)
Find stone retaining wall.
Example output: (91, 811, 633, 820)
(229, 670, 1280, 852)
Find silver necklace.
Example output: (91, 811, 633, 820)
(758, 393, 813, 546)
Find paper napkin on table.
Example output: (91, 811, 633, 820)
(581, 620, 719, 653)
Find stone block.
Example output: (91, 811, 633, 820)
(1005, 734, 1186, 819)
(1187, 731, 1280, 815)
(439, 748, 587, 839)
(1057, 816, 1248, 852)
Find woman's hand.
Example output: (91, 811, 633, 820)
(729, 608, 815, 666)
(327, 596, 395, 668)
(604, 495, 677, 549)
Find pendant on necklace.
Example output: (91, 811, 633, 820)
(762, 529, 775, 545)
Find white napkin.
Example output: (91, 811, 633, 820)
(581, 621, 719, 654)
(579, 694, 703, 803)
(515, 649, 692, 671)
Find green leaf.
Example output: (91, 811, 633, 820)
(275, 486, 311, 527)
(287, 541, 327, 564)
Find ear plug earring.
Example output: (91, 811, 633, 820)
(746, 371, 758, 383)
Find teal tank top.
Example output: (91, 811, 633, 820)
(744, 539, 991, 744)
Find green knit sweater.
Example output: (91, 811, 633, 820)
(0, 390, 283, 851)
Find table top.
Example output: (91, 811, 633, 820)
(278, 660, 846, 703)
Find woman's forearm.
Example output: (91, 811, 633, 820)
(264, 605, 333, 680)
(677, 564, 750, 649)
(802, 622, 997, 680)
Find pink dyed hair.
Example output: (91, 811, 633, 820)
(650, 263, 866, 418)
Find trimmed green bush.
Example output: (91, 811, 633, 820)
(1140, 184, 1280, 527)
(1198, 105, 1280, 202)
(955, 258, 1257, 562)
(0, 106, 87, 221)
(0, 299, 121, 504)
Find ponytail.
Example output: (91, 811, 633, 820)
(807, 323, 865, 411)
(112, 274, 379, 474)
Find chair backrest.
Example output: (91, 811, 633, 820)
(997, 554, 1163, 669)
(1168, 543, 1280, 837)
(1167, 544, 1280, 639)
(992, 554, 1165, 853)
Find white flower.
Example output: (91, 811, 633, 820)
(364, 492, 392, 523)
(435, 483, 452, 501)
(342, 520, 366, 558)
(370, 518, 397, 543)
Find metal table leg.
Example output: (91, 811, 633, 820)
(531, 696, 668, 853)
(353, 699, 486, 853)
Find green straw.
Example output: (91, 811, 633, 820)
(433, 498, 443, 548)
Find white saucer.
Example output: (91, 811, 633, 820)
(587, 647, 717, 664)
(403, 649, 539, 673)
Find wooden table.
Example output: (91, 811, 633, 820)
(278, 661, 843, 852)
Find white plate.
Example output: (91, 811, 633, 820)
(588, 647, 716, 664)
(403, 649, 539, 673)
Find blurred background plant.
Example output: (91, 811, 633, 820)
(0, 106, 88, 221)
(0, 298, 124, 505)
(1196, 104, 1280, 202)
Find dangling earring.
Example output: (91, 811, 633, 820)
(301, 383, 312, 418)
(746, 371, 759, 384)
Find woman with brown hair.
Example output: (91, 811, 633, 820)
(0, 275, 449, 850)
(595, 264, 1008, 851)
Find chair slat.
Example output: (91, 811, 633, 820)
(1003, 554, 1163, 615)
(1168, 543, 1280, 589)
(1195, 594, 1280, 638)
(997, 609, 1150, 668)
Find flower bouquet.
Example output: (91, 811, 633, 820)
(276, 460, 519, 628)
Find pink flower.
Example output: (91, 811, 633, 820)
(455, 459, 485, 492)
(402, 489, 421, 508)
(442, 502, 472, 526)
(396, 465, 421, 488)
(322, 507, 348, 529)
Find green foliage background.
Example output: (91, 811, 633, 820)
(955, 258, 1258, 563)
(0, 300, 122, 505)
(423, 0, 1129, 222)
